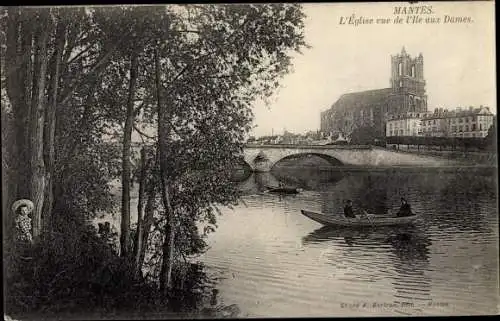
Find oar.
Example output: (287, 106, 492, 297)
(361, 210, 374, 224)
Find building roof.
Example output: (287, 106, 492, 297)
(387, 112, 431, 121)
(422, 106, 493, 120)
(331, 88, 392, 110)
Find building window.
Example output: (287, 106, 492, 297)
(465, 125, 469, 132)
(480, 124, 482, 130)
(466, 118, 469, 123)
(472, 124, 476, 131)
(433, 120, 436, 125)
(398, 62, 403, 76)
(459, 118, 463, 123)
(459, 126, 463, 132)
(411, 65, 415, 77)
(452, 126, 456, 132)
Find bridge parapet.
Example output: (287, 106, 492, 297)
(244, 144, 372, 150)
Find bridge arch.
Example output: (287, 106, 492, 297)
(272, 152, 344, 169)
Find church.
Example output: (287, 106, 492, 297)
(320, 47, 428, 141)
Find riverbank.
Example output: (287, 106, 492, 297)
(386, 147, 497, 166)
(4, 211, 227, 321)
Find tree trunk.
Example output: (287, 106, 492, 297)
(4, 8, 22, 245)
(2, 110, 17, 248)
(155, 46, 175, 294)
(160, 218, 175, 294)
(6, 9, 35, 201)
(120, 53, 139, 258)
(28, 12, 50, 241)
(43, 14, 66, 232)
(133, 146, 152, 276)
(138, 183, 157, 271)
(137, 148, 160, 272)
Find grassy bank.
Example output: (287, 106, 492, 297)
(387, 147, 497, 166)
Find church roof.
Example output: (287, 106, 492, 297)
(333, 88, 392, 109)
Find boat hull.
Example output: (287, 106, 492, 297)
(266, 186, 300, 194)
(300, 210, 419, 227)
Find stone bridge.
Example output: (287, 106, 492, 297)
(243, 144, 460, 172)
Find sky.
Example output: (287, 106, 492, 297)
(250, 1, 496, 137)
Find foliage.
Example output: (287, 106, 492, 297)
(484, 118, 497, 150)
(129, 4, 307, 278)
(386, 135, 491, 150)
(4, 213, 210, 319)
(349, 126, 385, 145)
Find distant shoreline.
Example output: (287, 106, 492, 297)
(384, 147, 497, 166)
(272, 164, 497, 172)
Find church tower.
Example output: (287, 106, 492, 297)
(388, 47, 427, 113)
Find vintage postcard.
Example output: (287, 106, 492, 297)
(1, 1, 498, 319)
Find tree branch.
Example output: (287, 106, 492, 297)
(66, 42, 96, 65)
(134, 124, 157, 140)
(58, 34, 129, 107)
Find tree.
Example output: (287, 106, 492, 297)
(2, 6, 128, 241)
(350, 125, 383, 145)
(43, 9, 67, 230)
(4, 8, 51, 240)
(150, 4, 307, 290)
(484, 118, 497, 150)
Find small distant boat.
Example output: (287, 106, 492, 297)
(300, 209, 419, 227)
(265, 186, 302, 194)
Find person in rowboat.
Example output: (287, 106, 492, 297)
(396, 197, 414, 217)
(343, 200, 356, 218)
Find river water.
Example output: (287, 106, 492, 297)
(197, 166, 499, 317)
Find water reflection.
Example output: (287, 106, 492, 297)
(302, 225, 424, 244)
(388, 231, 433, 306)
(238, 170, 346, 194)
(272, 167, 345, 191)
(302, 224, 433, 307)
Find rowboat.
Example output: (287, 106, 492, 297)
(265, 186, 302, 194)
(300, 209, 419, 227)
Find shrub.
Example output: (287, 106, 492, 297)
(4, 210, 210, 320)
